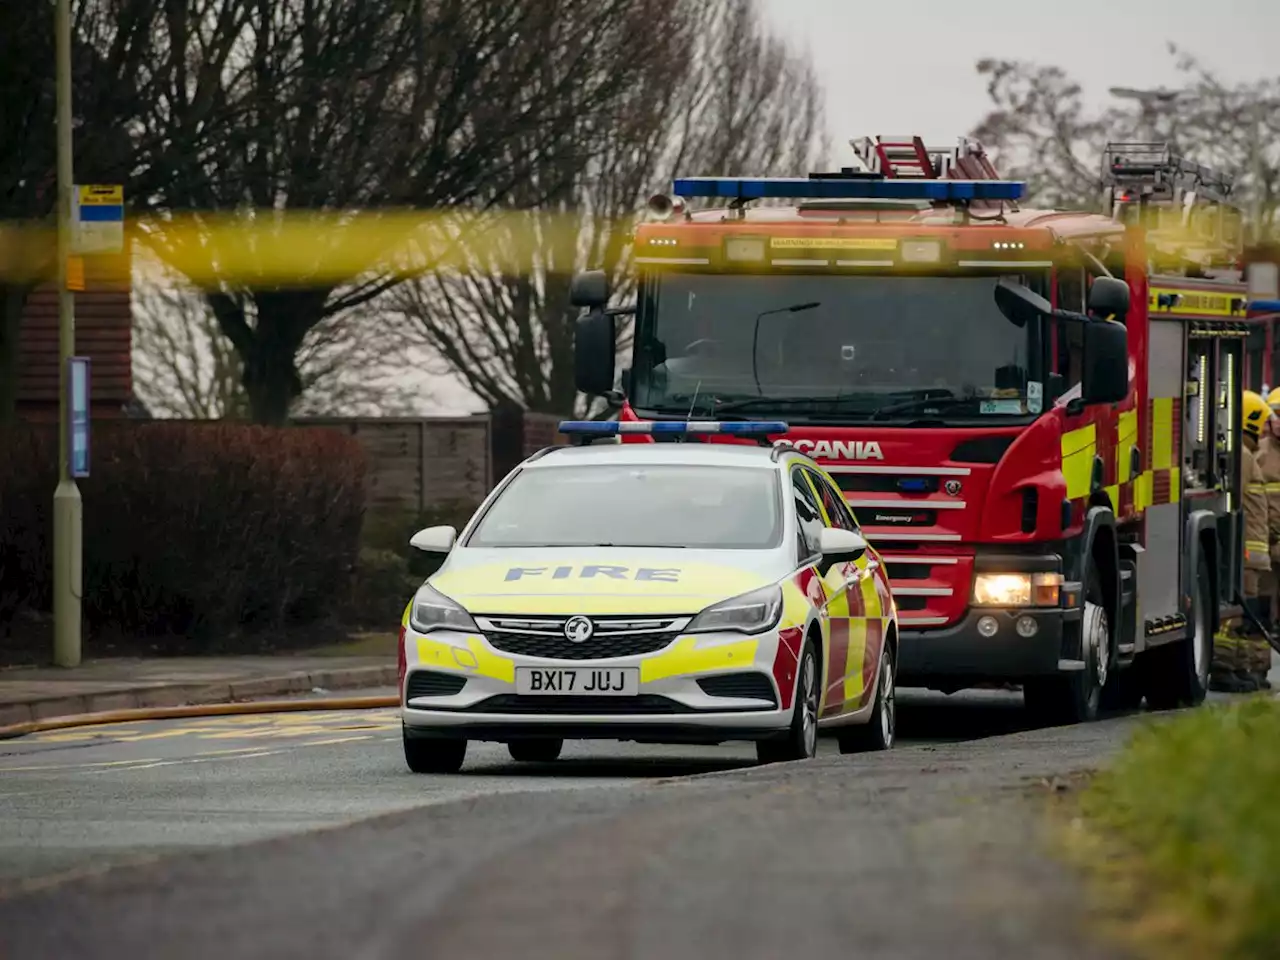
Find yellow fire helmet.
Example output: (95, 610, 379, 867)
(1268, 386, 1280, 409)
(1243, 389, 1272, 440)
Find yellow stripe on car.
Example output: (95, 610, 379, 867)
(415, 636, 515, 683)
(639, 636, 759, 683)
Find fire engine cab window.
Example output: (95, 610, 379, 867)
(630, 271, 1044, 423)
(792, 469, 825, 560)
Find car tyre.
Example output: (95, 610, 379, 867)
(403, 730, 467, 774)
(1024, 566, 1109, 726)
(507, 739, 564, 762)
(756, 638, 819, 765)
(1143, 553, 1212, 710)
(838, 641, 896, 753)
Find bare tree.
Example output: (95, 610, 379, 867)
(394, 0, 827, 415)
(132, 261, 431, 418)
(972, 46, 1280, 235)
(131, 0, 679, 425)
(0, 0, 170, 423)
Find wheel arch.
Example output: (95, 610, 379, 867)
(1081, 505, 1120, 635)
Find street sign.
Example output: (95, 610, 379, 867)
(72, 184, 124, 255)
(68, 356, 90, 478)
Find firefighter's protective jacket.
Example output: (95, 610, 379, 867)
(1259, 434, 1280, 563)
(1243, 443, 1271, 582)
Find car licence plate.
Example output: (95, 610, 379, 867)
(514, 667, 639, 696)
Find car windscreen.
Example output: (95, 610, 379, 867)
(466, 463, 783, 550)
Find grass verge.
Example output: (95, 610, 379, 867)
(1058, 696, 1280, 960)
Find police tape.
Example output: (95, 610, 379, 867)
(0, 209, 613, 286)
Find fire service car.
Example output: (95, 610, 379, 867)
(396, 419, 898, 773)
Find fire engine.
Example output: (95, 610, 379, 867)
(567, 135, 1260, 725)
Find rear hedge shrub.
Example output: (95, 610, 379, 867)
(0, 421, 365, 641)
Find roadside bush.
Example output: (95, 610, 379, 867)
(1074, 697, 1280, 959)
(360, 500, 481, 579)
(0, 422, 365, 643)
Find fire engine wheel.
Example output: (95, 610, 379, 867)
(1024, 567, 1110, 726)
(1143, 553, 1212, 710)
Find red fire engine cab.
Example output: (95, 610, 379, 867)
(568, 136, 1249, 725)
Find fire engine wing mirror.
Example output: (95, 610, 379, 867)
(574, 308, 616, 396)
(569, 269, 609, 308)
(1081, 320, 1129, 406)
(1086, 276, 1131, 322)
(994, 278, 1053, 328)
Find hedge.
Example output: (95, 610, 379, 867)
(0, 421, 366, 640)
(1069, 697, 1280, 959)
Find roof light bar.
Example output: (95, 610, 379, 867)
(558, 420, 790, 436)
(671, 177, 1025, 203)
(1248, 299, 1280, 313)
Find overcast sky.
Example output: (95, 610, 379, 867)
(424, 0, 1280, 415)
(760, 0, 1279, 154)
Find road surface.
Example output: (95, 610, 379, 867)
(12, 668, 1271, 959)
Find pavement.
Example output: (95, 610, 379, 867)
(0, 653, 398, 729)
(0, 687, 1141, 960)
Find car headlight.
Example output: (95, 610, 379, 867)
(408, 584, 478, 633)
(971, 572, 1062, 607)
(686, 584, 783, 634)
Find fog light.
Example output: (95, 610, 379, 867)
(1015, 615, 1039, 638)
(977, 616, 999, 637)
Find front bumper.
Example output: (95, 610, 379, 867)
(400, 623, 794, 742)
(897, 590, 1084, 685)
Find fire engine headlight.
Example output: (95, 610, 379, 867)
(972, 572, 1062, 607)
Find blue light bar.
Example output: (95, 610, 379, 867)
(1249, 299, 1280, 313)
(558, 420, 790, 436)
(672, 177, 1025, 203)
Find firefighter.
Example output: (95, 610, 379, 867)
(1212, 390, 1273, 693)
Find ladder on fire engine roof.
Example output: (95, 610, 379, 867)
(844, 135, 1010, 212)
(849, 135, 1003, 181)
(1100, 141, 1243, 273)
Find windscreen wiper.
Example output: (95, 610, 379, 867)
(868, 393, 984, 421)
(713, 395, 864, 414)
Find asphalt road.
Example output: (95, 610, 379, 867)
(0, 678, 1261, 960)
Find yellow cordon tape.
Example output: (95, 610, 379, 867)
(0, 694, 398, 741)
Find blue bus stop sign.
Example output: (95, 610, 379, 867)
(69, 356, 90, 478)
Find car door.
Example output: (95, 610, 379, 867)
(789, 467, 837, 713)
(804, 467, 890, 715)
(791, 466, 854, 718)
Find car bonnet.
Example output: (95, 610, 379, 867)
(426, 547, 785, 616)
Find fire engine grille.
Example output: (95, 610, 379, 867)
(475, 615, 687, 661)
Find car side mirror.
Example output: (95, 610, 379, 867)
(1087, 276, 1131, 321)
(409, 525, 457, 553)
(569, 269, 609, 308)
(1081, 321, 1129, 405)
(575, 308, 616, 396)
(818, 527, 868, 566)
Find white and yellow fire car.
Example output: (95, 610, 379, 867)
(396, 420, 898, 773)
